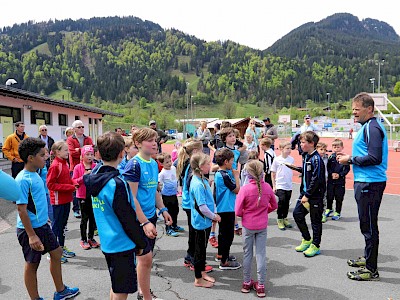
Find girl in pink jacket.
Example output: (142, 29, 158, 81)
(235, 160, 277, 298)
(73, 145, 99, 250)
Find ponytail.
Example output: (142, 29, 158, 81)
(50, 140, 67, 165)
(245, 160, 264, 207)
(176, 138, 203, 178)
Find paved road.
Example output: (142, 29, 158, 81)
(0, 185, 399, 300)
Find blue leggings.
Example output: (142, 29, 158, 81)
(52, 203, 71, 247)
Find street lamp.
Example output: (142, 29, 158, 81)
(326, 92, 330, 119)
(191, 95, 194, 121)
(370, 78, 375, 93)
(185, 82, 190, 137)
(290, 80, 293, 115)
(376, 59, 384, 93)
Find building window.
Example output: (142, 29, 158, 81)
(0, 105, 21, 123)
(75, 116, 80, 120)
(58, 114, 67, 126)
(31, 110, 51, 125)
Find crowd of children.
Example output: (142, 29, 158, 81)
(9, 117, 354, 299)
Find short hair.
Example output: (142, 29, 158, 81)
(115, 127, 123, 132)
(39, 125, 47, 131)
(157, 153, 171, 164)
(300, 131, 319, 147)
(332, 139, 343, 147)
(279, 141, 291, 149)
(260, 138, 272, 147)
(93, 145, 99, 153)
(214, 148, 234, 166)
(214, 123, 221, 130)
(132, 127, 158, 145)
(220, 127, 235, 143)
(19, 137, 45, 163)
(316, 142, 327, 149)
(353, 92, 374, 108)
(248, 150, 259, 160)
(71, 120, 83, 128)
(220, 121, 232, 129)
(96, 132, 125, 162)
(15, 121, 24, 128)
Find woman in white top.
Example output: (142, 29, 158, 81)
(196, 121, 212, 155)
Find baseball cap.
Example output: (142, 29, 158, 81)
(263, 117, 270, 122)
(149, 120, 156, 125)
(304, 114, 311, 119)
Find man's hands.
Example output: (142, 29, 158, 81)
(29, 234, 44, 251)
(336, 152, 351, 165)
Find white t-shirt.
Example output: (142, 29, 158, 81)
(263, 148, 275, 174)
(158, 166, 178, 196)
(270, 155, 294, 190)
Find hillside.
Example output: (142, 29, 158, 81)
(0, 14, 400, 127)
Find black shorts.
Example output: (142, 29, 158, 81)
(138, 214, 158, 256)
(17, 223, 59, 263)
(104, 249, 137, 294)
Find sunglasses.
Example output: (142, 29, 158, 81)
(41, 129, 47, 131)
(76, 126, 84, 129)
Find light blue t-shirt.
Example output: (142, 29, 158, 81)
(181, 163, 192, 210)
(37, 165, 49, 195)
(214, 169, 237, 213)
(15, 170, 48, 229)
(158, 166, 178, 196)
(123, 155, 158, 219)
(0, 170, 20, 202)
(190, 175, 214, 230)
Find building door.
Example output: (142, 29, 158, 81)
(0, 116, 13, 144)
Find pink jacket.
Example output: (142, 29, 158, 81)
(72, 161, 96, 199)
(235, 179, 278, 230)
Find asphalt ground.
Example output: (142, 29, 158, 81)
(0, 184, 399, 300)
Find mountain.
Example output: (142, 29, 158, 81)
(0, 14, 399, 120)
(266, 13, 400, 59)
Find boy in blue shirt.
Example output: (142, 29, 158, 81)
(85, 132, 146, 299)
(123, 128, 172, 300)
(214, 148, 241, 270)
(16, 138, 79, 300)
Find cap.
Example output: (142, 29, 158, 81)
(81, 145, 94, 157)
(304, 114, 311, 119)
(149, 120, 156, 125)
(263, 117, 270, 122)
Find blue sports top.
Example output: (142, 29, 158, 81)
(181, 162, 193, 209)
(15, 170, 48, 229)
(190, 175, 214, 230)
(123, 155, 158, 219)
(214, 169, 237, 213)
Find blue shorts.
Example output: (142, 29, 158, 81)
(138, 214, 158, 256)
(104, 249, 137, 294)
(17, 223, 59, 263)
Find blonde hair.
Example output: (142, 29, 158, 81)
(190, 152, 210, 181)
(279, 141, 291, 149)
(248, 150, 259, 160)
(50, 140, 67, 164)
(245, 160, 264, 206)
(123, 136, 134, 148)
(331, 139, 343, 147)
(176, 138, 203, 177)
(316, 142, 327, 149)
(132, 127, 157, 146)
(260, 137, 272, 147)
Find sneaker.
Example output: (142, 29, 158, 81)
(79, 240, 91, 250)
(324, 209, 333, 218)
(166, 229, 179, 237)
(189, 264, 213, 273)
(283, 218, 293, 228)
(209, 236, 218, 248)
(88, 238, 100, 248)
(94, 229, 98, 236)
(73, 211, 81, 219)
(332, 212, 341, 220)
(215, 254, 236, 262)
(53, 285, 79, 300)
(277, 219, 285, 230)
(234, 227, 242, 236)
(219, 260, 242, 270)
(62, 246, 76, 258)
(347, 256, 366, 267)
(322, 214, 327, 223)
(137, 289, 163, 300)
(241, 279, 254, 293)
(171, 225, 185, 232)
(347, 268, 380, 281)
(253, 281, 266, 298)
(295, 239, 312, 252)
(303, 244, 320, 257)
(61, 256, 68, 264)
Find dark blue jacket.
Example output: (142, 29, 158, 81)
(327, 153, 350, 185)
(300, 150, 326, 199)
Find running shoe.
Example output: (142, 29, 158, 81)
(277, 219, 285, 230)
(62, 246, 76, 258)
(73, 211, 81, 219)
(53, 285, 79, 300)
(208, 236, 218, 248)
(323, 209, 333, 218)
(283, 218, 293, 228)
(332, 212, 341, 220)
(347, 256, 366, 267)
(295, 239, 312, 252)
(79, 240, 90, 250)
(241, 280, 254, 293)
(253, 281, 266, 298)
(303, 244, 320, 257)
(88, 238, 100, 248)
(166, 229, 179, 237)
(171, 225, 185, 232)
(347, 268, 379, 281)
(215, 254, 236, 262)
(219, 260, 241, 270)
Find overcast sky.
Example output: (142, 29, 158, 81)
(1, 0, 399, 50)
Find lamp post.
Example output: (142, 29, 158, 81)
(370, 78, 375, 93)
(185, 82, 190, 137)
(326, 92, 330, 119)
(191, 95, 194, 121)
(290, 80, 293, 115)
(377, 59, 384, 93)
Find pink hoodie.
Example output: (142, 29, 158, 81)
(235, 179, 278, 230)
(72, 161, 96, 199)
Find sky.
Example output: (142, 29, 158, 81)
(1, 0, 399, 50)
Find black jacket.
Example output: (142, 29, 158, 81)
(300, 150, 326, 199)
(327, 153, 350, 185)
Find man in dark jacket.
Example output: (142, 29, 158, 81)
(262, 117, 278, 150)
(149, 120, 168, 153)
(38, 125, 54, 168)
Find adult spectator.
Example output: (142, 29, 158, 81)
(245, 118, 260, 152)
(130, 124, 138, 136)
(67, 120, 93, 218)
(196, 121, 212, 154)
(38, 125, 54, 168)
(64, 127, 74, 141)
(2, 121, 28, 178)
(115, 127, 123, 135)
(209, 123, 223, 152)
(149, 120, 168, 153)
(291, 114, 318, 154)
(262, 117, 278, 150)
(337, 92, 387, 281)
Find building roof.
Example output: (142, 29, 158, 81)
(0, 85, 123, 117)
(207, 117, 263, 128)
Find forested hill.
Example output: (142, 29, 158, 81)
(1, 14, 400, 112)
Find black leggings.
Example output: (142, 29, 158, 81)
(162, 195, 179, 228)
(276, 189, 292, 219)
(194, 227, 211, 279)
(79, 197, 96, 241)
(217, 212, 235, 263)
(184, 208, 195, 261)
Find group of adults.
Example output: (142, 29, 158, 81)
(1, 93, 388, 280)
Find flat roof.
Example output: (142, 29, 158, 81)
(0, 85, 123, 117)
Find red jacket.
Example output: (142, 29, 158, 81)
(47, 156, 76, 205)
(67, 134, 93, 171)
(72, 161, 96, 199)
